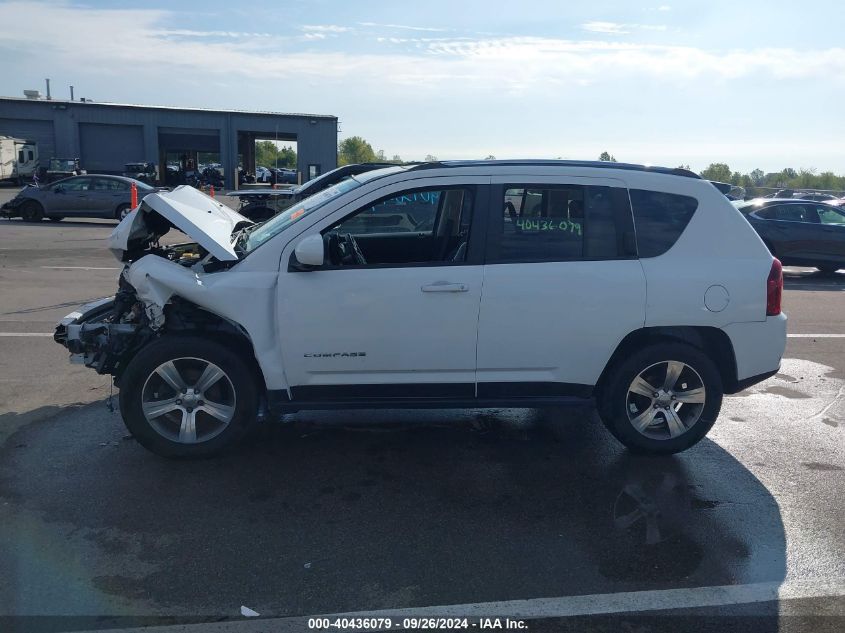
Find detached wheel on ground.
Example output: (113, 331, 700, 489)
(115, 203, 132, 221)
(20, 200, 44, 222)
(119, 336, 259, 457)
(597, 342, 723, 455)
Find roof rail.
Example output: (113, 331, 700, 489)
(406, 159, 701, 179)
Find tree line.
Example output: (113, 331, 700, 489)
(599, 152, 844, 196)
(334, 139, 845, 196)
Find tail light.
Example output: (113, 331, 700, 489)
(766, 258, 783, 316)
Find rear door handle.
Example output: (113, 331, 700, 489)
(421, 282, 468, 293)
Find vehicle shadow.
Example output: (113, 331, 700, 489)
(0, 403, 786, 630)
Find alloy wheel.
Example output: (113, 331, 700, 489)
(141, 357, 236, 444)
(626, 360, 706, 440)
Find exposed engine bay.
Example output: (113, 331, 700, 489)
(54, 186, 260, 381)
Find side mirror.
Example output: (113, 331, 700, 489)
(292, 234, 324, 270)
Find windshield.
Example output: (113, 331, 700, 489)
(243, 176, 363, 253)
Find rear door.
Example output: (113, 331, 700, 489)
(91, 177, 129, 217)
(754, 204, 823, 262)
(476, 176, 645, 396)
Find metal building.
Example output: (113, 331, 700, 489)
(0, 96, 338, 188)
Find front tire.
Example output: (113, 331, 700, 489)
(20, 200, 44, 222)
(119, 336, 259, 458)
(598, 343, 723, 454)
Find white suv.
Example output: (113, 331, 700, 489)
(55, 161, 787, 458)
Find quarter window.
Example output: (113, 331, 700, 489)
(93, 178, 127, 191)
(495, 184, 618, 262)
(629, 190, 698, 258)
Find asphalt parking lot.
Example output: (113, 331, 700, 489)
(0, 188, 843, 632)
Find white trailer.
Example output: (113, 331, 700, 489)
(0, 136, 39, 184)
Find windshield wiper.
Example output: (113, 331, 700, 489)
(231, 223, 261, 256)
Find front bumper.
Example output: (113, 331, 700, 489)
(55, 297, 144, 375)
(0, 198, 24, 217)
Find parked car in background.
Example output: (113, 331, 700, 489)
(792, 192, 839, 202)
(55, 161, 786, 458)
(226, 162, 399, 220)
(123, 162, 157, 185)
(255, 166, 271, 183)
(1, 174, 155, 221)
(269, 167, 298, 185)
(734, 198, 845, 273)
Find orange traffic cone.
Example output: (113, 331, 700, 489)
(130, 181, 138, 209)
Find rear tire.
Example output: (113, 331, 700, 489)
(20, 200, 44, 222)
(119, 336, 259, 458)
(115, 203, 132, 221)
(597, 343, 723, 455)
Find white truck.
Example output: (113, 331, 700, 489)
(0, 136, 38, 185)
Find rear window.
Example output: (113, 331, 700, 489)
(629, 189, 698, 258)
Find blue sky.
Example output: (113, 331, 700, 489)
(1, 0, 844, 173)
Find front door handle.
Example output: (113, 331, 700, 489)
(421, 282, 468, 293)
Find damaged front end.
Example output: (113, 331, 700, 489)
(54, 277, 154, 376)
(54, 186, 253, 380)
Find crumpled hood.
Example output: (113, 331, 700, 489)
(108, 185, 252, 262)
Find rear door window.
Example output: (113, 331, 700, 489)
(817, 207, 845, 225)
(629, 189, 698, 257)
(492, 184, 620, 262)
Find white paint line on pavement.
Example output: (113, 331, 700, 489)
(0, 333, 53, 337)
(327, 578, 845, 619)
(40, 266, 119, 270)
(91, 578, 845, 633)
(788, 334, 845, 338)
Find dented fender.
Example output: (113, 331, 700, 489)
(124, 256, 285, 390)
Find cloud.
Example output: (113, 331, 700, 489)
(581, 21, 630, 34)
(358, 21, 449, 32)
(154, 29, 273, 38)
(1, 1, 843, 95)
(301, 24, 352, 33)
(581, 21, 667, 34)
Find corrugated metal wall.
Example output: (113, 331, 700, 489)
(79, 123, 144, 172)
(0, 118, 55, 160)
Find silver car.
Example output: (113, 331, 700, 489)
(1, 174, 154, 222)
